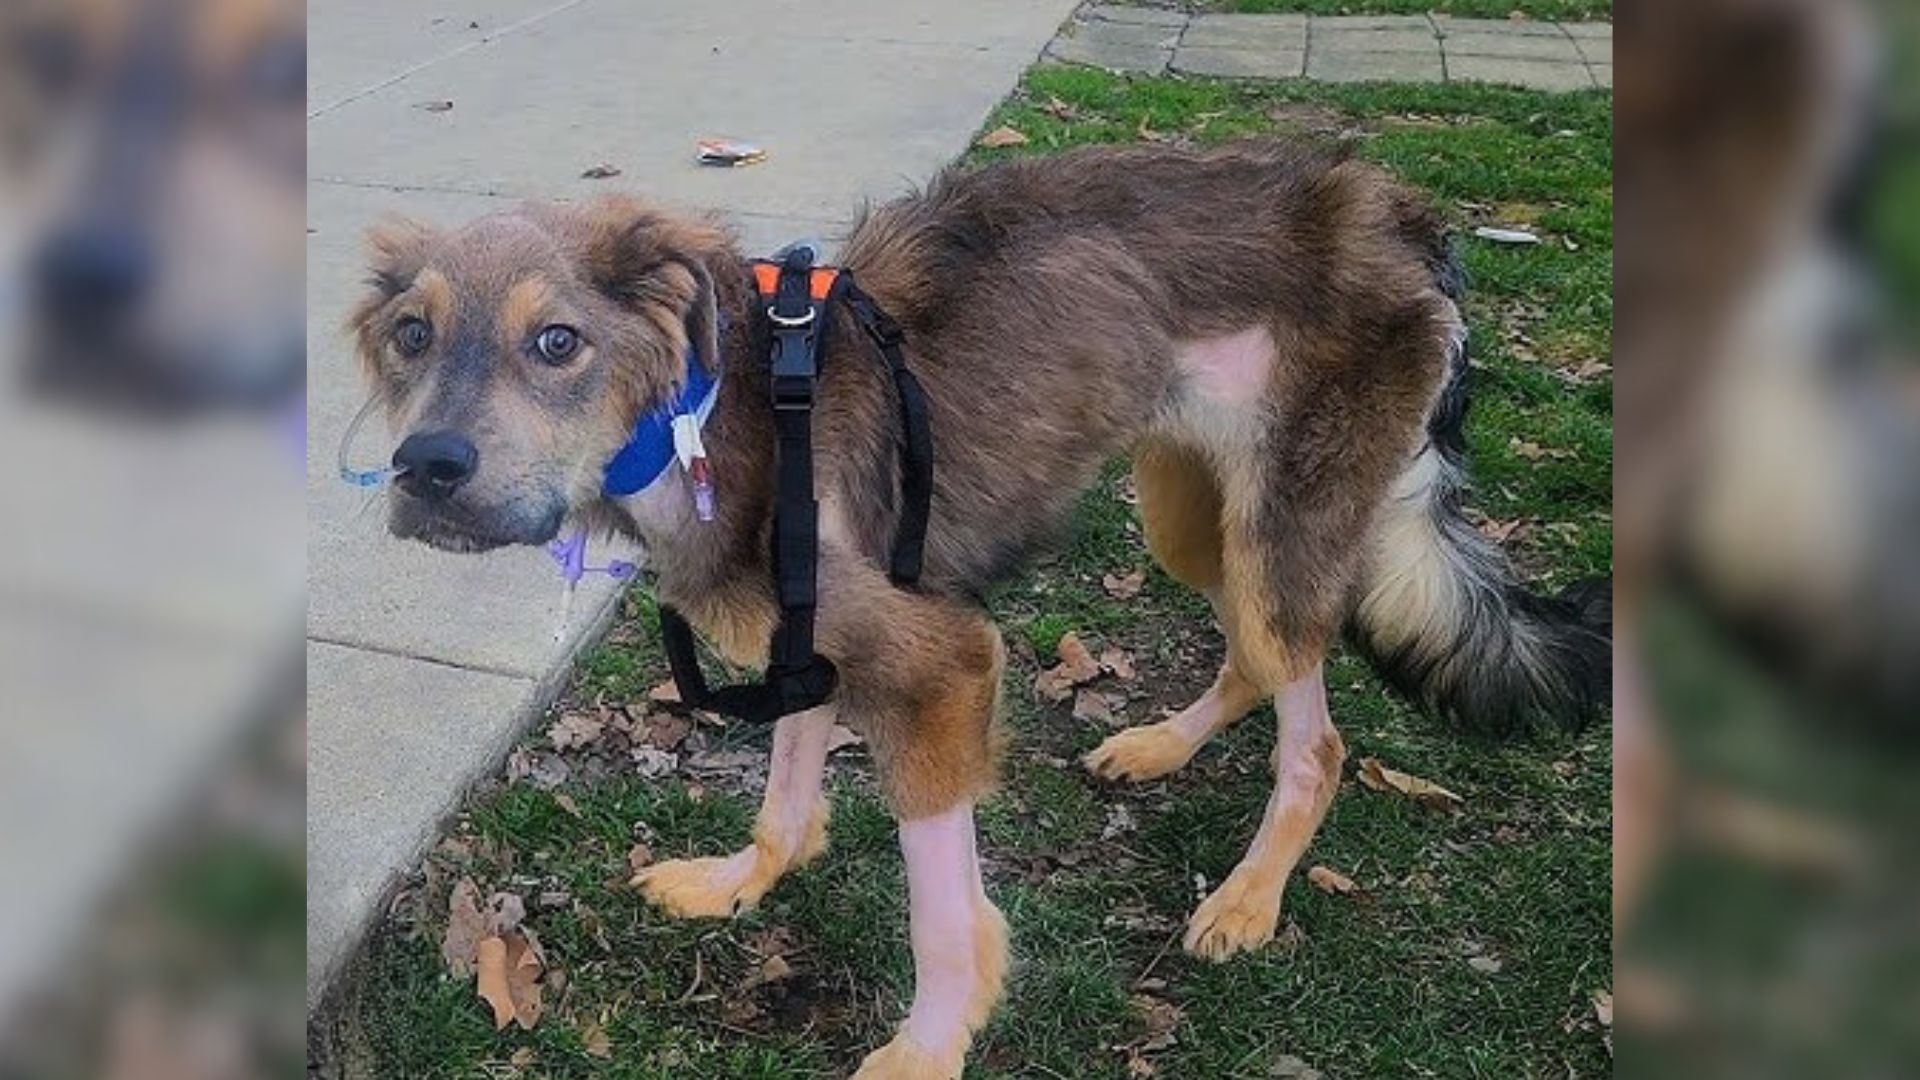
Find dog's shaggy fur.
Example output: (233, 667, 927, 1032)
(351, 139, 1609, 1075)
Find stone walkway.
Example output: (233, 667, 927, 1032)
(1048, 6, 1612, 91)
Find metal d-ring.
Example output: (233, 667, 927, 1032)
(766, 305, 816, 328)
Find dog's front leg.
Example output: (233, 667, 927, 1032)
(634, 704, 834, 918)
(853, 801, 1007, 1080)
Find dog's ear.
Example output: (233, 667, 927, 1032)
(582, 197, 724, 374)
(345, 216, 439, 372)
(361, 216, 438, 299)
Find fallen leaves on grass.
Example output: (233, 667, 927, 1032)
(636, 710, 693, 752)
(1356, 756, 1463, 810)
(1467, 955, 1504, 974)
(1099, 646, 1136, 681)
(629, 747, 678, 779)
(1269, 1053, 1324, 1078)
(547, 712, 604, 750)
(1592, 989, 1613, 1027)
(476, 930, 545, 1029)
(647, 679, 681, 704)
(507, 748, 569, 790)
(442, 877, 487, 978)
(1043, 94, 1078, 120)
(553, 792, 583, 818)
(1306, 865, 1358, 895)
(1509, 436, 1576, 461)
(510, 1047, 537, 1067)
(1102, 803, 1138, 840)
(580, 1016, 613, 1058)
(975, 124, 1029, 148)
(1073, 688, 1125, 725)
(1033, 632, 1102, 702)
(1103, 569, 1146, 599)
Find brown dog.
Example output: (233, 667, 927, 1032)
(349, 139, 1609, 1078)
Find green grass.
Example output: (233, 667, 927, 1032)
(1127, 0, 1611, 19)
(326, 72, 1613, 1079)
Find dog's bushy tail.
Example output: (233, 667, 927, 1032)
(1347, 257, 1611, 735)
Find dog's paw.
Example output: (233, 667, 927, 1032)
(632, 850, 771, 919)
(1183, 865, 1282, 962)
(850, 1031, 964, 1080)
(1083, 722, 1197, 782)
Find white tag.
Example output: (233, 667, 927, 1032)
(671, 413, 705, 469)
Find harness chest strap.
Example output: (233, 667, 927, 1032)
(656, 246, 933, 725)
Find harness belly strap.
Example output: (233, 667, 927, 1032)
(655, 244, 934, 725)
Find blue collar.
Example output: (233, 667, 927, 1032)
(602, 345, 721, 496)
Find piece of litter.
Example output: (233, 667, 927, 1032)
(1472, 226, 1540, 245)
(580, 164, 622, 180)
(697, 138, 766, 167)
(416, 100, 454, 113)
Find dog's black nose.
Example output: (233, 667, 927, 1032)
(392, 430, 478, 500)
(32, 223, 154, 324)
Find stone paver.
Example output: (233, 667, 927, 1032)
(1182, 13, 1308, 50)
(1309, 48, 1446, 83)
(1046, 16, 1179, 74)
(1044, 8, 1613, 93)
(1449, 54, 1597, 91)
(1174, 45, 1305, 80)
(307, 0, 1082, 1010)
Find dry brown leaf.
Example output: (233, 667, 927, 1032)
(975, 124, 1030, 148)
(580, 1017, 613, 1058)
(1043, 94, 1078, 120)
(1306, 865, 1357, 895)
(509, 1046, 537, 1067)
(475, 931, 546, 1030)
(647, 679, 681, 704)
(553, 792, 583, 818)
(442, 877, 487, 979)
(1136, 113, 1166, 143)
(1073, 689, 1123, 725)
(1034, 632, 1103, 702)
(1103, 569, 1146, 599)
(547, 712, 605, 750)
(1468, 955, 1503, 974)
(1509, 436, 1575, 461)
(638, 710, 693, 751)
(1477, 516, 1530, 543)
(486, 891, 526, 935)
(1592, 989, 1613, 1027)
(1356, 756, 1464, 810)
(1099, 647, 1137, 681)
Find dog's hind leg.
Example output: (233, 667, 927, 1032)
(633, 704, 835, 918)
(1087, 441, 1267, 783)
(1184, 661, 1345, 961)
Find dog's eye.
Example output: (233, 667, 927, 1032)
(395, 317, 433, 356)
(534, 325, 582, 365)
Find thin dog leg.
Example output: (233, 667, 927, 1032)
(1184, 663, 1345, 961)
(853, 802, 1009, 1080)
(1084, 660, 1263, 782)
(634, 705, 835, 918)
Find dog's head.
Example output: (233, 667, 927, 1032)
(348, 197, 727, 553)
(0, 0, 305, 411)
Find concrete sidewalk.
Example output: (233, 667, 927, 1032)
(1050, 7, 1612, 90)
(305, 0, 1080, 1007)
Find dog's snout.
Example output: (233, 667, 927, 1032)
(33, 223, 155, 323)
(392, 430, 479, 500)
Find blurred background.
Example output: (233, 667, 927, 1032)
(1616, 0, 1920, 1075)
(0, 0, 304, 1077)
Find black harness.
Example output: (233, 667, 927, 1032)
(656, 245, 933, 724)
